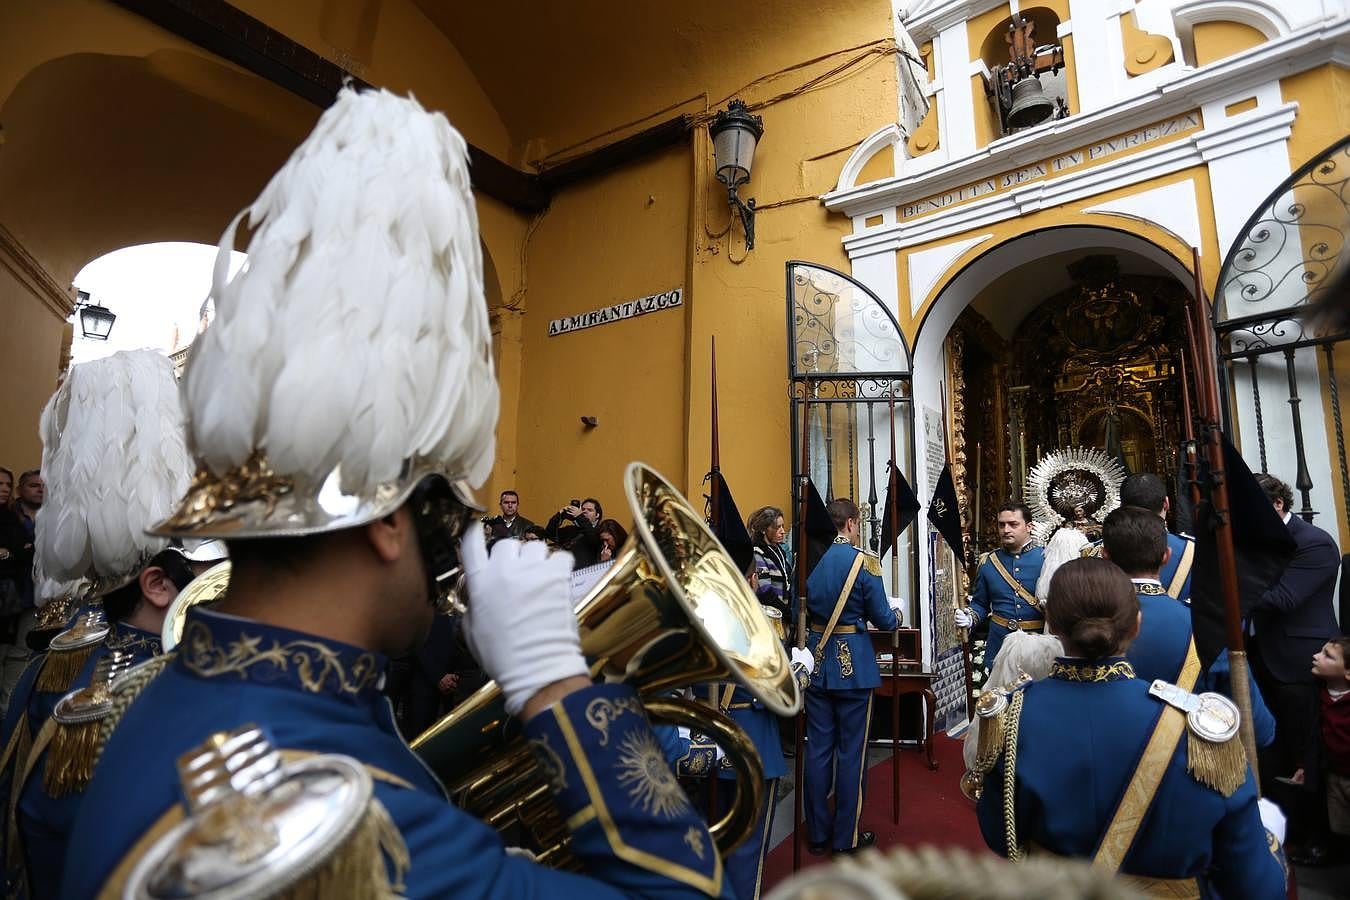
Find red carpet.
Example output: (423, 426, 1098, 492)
(761, 734, 990, 892)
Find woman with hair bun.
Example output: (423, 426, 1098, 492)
(971, 557, 1286, 897)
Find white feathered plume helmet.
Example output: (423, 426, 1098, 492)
(36, 350, 192, 594)
(155, 88, 498, 539)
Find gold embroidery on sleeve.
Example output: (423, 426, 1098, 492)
(615, 731, 692, 819)
(584, 696, 645, 747)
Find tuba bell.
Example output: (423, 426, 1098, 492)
(412, 462, 801, 864)
(161, 560, 231, 651)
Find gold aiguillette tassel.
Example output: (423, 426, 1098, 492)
(1187, 731, 1246, 797)
(34, 646, 95, 694)
(43, 720, 101, 797)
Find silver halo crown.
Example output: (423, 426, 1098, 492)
(1025, 447, 1127, 544)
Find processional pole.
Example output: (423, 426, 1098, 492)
(1178, 355, 1203, 510)
(707, 337, 720, 821)
(791, 384, 812, 871)
(940, 382, 976, 721)
(886, 388, 903, 824)
(1185, 247, 1260, 777)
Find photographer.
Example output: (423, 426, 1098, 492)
(545, 497, 604, 569)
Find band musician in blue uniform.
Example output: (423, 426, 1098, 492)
(62, 89, 733, 900)
(971, 558, 1287, 897)
(803, 498, 903, 856)
(1082, 474, 1194, 602)
(0, 351, 195, 900)
(957, 502, 1045, 670)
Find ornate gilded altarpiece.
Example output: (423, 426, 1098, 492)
(950, 256, 1189, 560)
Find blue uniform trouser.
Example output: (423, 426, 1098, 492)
(983, 623, 1013, 672)
(713, 777, 778, 900)
(804, 687, 873, 850)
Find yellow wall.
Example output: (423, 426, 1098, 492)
(0, 263, 63, 470)
(510, 145, 692, 519)
(1282, 66, 1350, 168)
(1192, 20, 1267, 68)
(230, 0, 514, 160)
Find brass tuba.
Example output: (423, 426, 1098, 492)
(161, 560, 231, 650)
(412, 462, 800, 864)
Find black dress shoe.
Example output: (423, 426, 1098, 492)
(834, 832, 877, 855)
(807, 840, 829, 856)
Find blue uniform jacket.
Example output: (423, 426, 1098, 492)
(977, 658, 1285, 897)
(0, 620, 162, 900)
(969, 544, 1044, 666)
(1127, 586, 1195, 685)
(64, 609, 731, 899)
(1127, 583, 1275, 748)
(705, 684, 786, 781)
(804, 543, 896, 691)
(1086, 532, 1193, 601)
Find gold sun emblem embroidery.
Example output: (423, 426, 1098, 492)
(683, 826, 706, 859)
(615, 731, 691, 819)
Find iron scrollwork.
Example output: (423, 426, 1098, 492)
(1218, 137, 1350, 321)
(791, 266, 910, 378)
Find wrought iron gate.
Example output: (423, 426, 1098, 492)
(1214, 136, 1350, 526)
(785, 261, 917, 600)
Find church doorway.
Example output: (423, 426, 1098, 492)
(948, 250, 1192, 552)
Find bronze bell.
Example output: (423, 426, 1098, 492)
(1006, 76, 1055, 129)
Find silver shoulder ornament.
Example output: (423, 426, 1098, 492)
(124, 725, 409, 899)
(1149, 679, 1247, 796)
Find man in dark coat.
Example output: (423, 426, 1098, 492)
(484, 490, 534, 544)
(1246, 474, 1341, 861)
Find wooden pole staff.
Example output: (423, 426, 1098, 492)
(886, 390, 902, 825)
(707, 336, 720, 822)
(940, 383, 975, 721)
(1178, 355, 1202, 509)
(792, 390, 812, 871)
(1188, 247, 1259, 777)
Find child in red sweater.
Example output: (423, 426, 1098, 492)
(1311, 636, 1350, 847)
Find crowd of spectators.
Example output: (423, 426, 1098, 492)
(0, 468, 41, 710)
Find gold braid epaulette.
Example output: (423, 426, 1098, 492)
(962, 676, 1030, 804)
(94, 654, 175, 770)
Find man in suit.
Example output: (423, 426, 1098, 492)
(1121, 473, 1194, 602)
(1246, 474, 1341, 863)
(803, 498, 903, 856)
(1080, 474, 1194, 603)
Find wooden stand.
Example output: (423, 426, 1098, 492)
(870, 628, 938, 774)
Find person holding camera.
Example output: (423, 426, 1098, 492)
(545, 497, 604, 569)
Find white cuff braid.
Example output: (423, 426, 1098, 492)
(460, 530, 589, 717)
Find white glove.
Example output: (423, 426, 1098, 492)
(677, 725, 692, 742)
(1257, 797, 1287, 845)
(714, 744, 726, 764)
(954, 607, 975, 629)
(460, 530, 588, 717)
(887, 597, 905, 624)
(790, 646, 815, 676)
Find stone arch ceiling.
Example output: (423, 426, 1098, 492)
(969, 248, 1177, 340)
(1, 51, 317, 284)
(412, 0, 891, 160)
